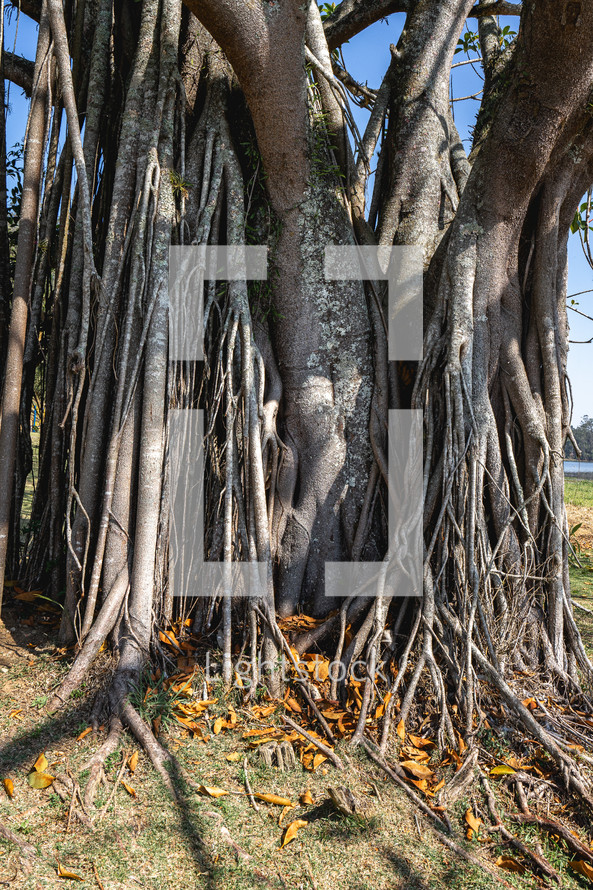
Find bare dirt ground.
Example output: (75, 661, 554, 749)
(566, 502, 593, 549)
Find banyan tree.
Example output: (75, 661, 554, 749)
(1, 0, 593, 814)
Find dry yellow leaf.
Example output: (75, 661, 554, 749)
(7, 709, 23, 719)
(3, 778, 14, 799)
(281, 819, 308, 848)
(521, 697, 538, 711)
(197, 785, 229, 798)
(128, 751, 139, 773)
(433, 778, 445, 793)
(225, 752, 241, 762)
(495, 855, 526, 874)
(255, 793, 294, 807)
(465, 809, 482, 834)
(402, 746, 430, 763)
(285, 697, 302, 714)
(408, 778, 428, 792)
(400, 761, 433, 779)
(300, 789, 314, 806)
(252, 705, 276, 719)
(242, 727, 276, 738)
(504, 756, 521, 769)
(76, 727, 93, 742)
(227, 707, 237, 727)
(408, 734, 435, 749)
(122, 782, 136, 797)
(33, 753, 49, 773)
(213, 717, 226, 735)
(374, 691, 392, 720)
(396, 719, 405, 741)
(570, 860, 593, 881)
(312, 753, 327, 770)
(57, 862, 83, 881)
(28, 772, 55, 789)
(278, 804, 294, 827)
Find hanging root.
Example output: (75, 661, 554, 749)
(82, 715, 124, 809)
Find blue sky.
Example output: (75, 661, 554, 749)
(3, 7, 592, 422)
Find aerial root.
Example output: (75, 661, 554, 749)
(481, 773, 561, 883)
(0, 819, 37, 861)
(83, 714, 123, 809)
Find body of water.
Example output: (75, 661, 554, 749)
(564, 460, 593, 476)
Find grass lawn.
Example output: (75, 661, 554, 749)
(566, 477, 593, 658)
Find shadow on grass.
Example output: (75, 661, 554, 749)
(378, 842, 497, 890)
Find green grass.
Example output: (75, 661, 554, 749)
(565, 478, 593, 509)
(569, 551, 593, 657)
(566, 478, 593, 658)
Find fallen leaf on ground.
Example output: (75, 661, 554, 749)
(281, 819, 308, 847)
(76, 727, 93, 742)
(300, 789, 314, 805)
(396, 719, 405, 741)
(28, 772, 55, 789)
(495, 855, 526, 874)
(465, 809, 482, 839)
(401, 746, 430, 763)
(312, 753, 327, 770)
(408, 734, 435, 749)
(243, 727, 276, 738)
(197, 785, 229, 798)
(57, 863, 83, 881)
(374, 691, 392, 720)
(285, 697, 302, 714)
(490, 764, 515, 776)
(570, 860, 593, 881)
(278, 805, 294, 827)
(225, 752, 241, 762)
(408, 778, 428, 793)
(521, 698, 538, 710)
(33, 752, 49, 773)
(400, 761, 433, 779)
(213, 717, 226, 735)
(128, 751, 139, 773)
(122, 782, 136, 797)
(7, 709, 23, 719)
(255, 793, 294, 807)
(3, 778, 14, 799)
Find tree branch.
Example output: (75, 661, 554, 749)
(3, 51, 35, 95)
(324, 0, 522, 50)
(182, 0, 309, 214)
(9, 0, 41, 21)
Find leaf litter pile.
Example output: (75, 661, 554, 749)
(2, 605, 593, 887)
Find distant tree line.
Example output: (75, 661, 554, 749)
(566, 416, 593, 461)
